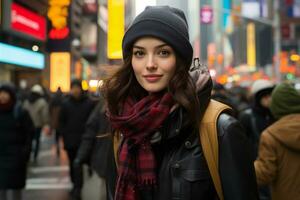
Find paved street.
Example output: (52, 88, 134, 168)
(23, 134, 106, 200)
(24, 136, 71, 200)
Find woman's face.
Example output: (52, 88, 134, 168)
(131, 37, 176, 93)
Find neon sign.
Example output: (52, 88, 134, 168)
(47, 0, 71, 39)
(0, 42, 45, 69)
(10, 3, 46, 40)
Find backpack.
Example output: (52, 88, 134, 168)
(200, 99, 231, 200)
(113, 99, 231, 200)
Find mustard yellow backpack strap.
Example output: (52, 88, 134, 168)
(113, 131, 121, 169)
(200, 99, 231, 200)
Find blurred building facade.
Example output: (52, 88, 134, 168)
(2, 0, 300, 91)
(0, 0, 48, 88)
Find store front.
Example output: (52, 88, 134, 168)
(0, 42, 45, 87)
(0, 0, 47, 88)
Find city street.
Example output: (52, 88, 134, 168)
(23, 135, 106, 200)
(24, 136, 71, 200)
(1, 1, 300, 200)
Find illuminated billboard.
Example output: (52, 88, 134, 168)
(2, 1, 46, 41)
(107, 0, 124, 59)
(0, 42, 45, 69)
(50, 52, 71, 92)
(11, 3, 46, 40)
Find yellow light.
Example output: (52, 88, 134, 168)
(82, 80, 89, 91)
(49, 0, 70, 6)
(247, 23, 256, 69)
(47, 0, 70, 29)
(50, 52, 70, 92)
(290, 54, 300, 62)
(232, 74, 241, 81)
(107, 0, 124, 59)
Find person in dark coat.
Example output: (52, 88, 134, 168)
(254, 82, 300, 200)
(49, 87, 64, 157)
(239, 79, 275, 200)
(74, 97, 117, 200)
(0, 83, 34, 200)
(59, 79, 95, 200)
(239, 79, 275, 159)
(103, 6, 258, 200)
(211, 82, 239, 117)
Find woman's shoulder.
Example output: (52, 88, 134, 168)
(217, 113, 245, 138)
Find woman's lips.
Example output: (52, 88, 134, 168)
(143, 75, 163, 83)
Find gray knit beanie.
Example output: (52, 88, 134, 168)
(122, 6, 193, 67)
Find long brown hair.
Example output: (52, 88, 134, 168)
(102, 52, 200, 126)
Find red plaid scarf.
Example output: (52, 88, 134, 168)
(108, 92, 174, 200)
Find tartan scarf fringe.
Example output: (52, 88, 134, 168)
(109, 92, 174, 200)
(137, 179, 156, 186)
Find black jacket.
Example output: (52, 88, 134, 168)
(0, 104, 34, 189)
(76, 101, 117, 199)
(59, 95, 95, 149)
(115, 108, 258, 200)
(239, 107, 274, 160)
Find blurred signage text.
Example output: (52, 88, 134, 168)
(2, 2, 46, 41)
(200, 6, 213, 24)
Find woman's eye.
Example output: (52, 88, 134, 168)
(133, 50, 144, 57)
(158, 50, 170, 57)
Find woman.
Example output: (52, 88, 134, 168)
(0, 83, 34, 200)
(103, 6, 258, 200)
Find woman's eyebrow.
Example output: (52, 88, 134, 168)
(133, 43, 169, 50)
(132, 45, 144, 49)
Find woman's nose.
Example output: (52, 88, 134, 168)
(146, 55, 157, 70)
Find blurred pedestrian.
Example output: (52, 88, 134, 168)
(103, 6, 258, 200)
(0, 83, 34, 200)
(255, 82, 300, 200)
(59, 79, 95, 200)
(211, 82, 238, 116)
(239, 79, 275, 200)
(49, 87, 64, 158)
(23, 84, 49, 163)
(231, 85, 250, 113)
(74, 97, 117, 200)
(239, 79, 275, 159)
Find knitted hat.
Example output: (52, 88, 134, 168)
(31, 84, 44, 95)
(122, 6, 193, 67)
(270, 83, 300, 119)
(250, 79, 274, 96)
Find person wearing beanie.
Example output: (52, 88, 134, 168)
(58, 78, 95, 200)
(23, 84, 49, 163)
(103, 6, 258, 200)
(254, 83, 300, 200)
(239, 79, 275, 158)
(239, 79, 275, 200)
(270, 82, 300, 119)
(0, 83, 34, 200)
